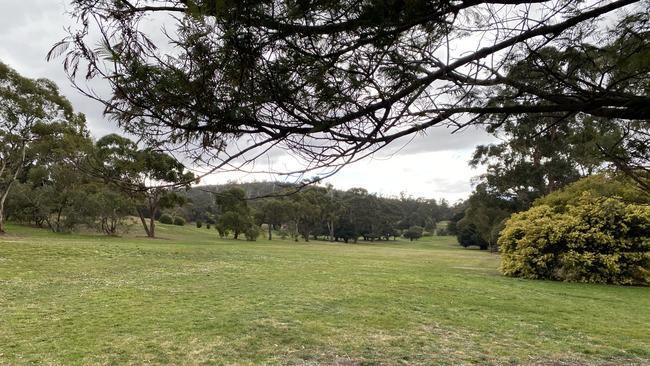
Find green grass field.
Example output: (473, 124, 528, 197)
(1, 224, 649, 365)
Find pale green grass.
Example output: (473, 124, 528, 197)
(0, 223, 648, 365)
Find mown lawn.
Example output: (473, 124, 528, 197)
(0, 224, 648, 365)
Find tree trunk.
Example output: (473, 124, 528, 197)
(148, 215, 156, 238)
(268, 223, 272, 240)
(146, 197, 157, 238)
(0, 144, 26, 234)
(136, 208, 152, 237)
(328, 219, 334, 242)
(0, 185, 12, 234)
(0, 204, 5, 234)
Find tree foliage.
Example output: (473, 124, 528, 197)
(454, 184, 518, 250)
(51, 0, 649, 186)
(499, 193, 650, 285)
(470, 115, 621, 207)
(192, 182, 452, 243)
(0, 61, 90, 232)
(215, 187, 254, 239)
(535, 173, 650, 209)
(159, 213, 173, 224)
(93, 134, 194, 237)
(403, 226, 424, 241)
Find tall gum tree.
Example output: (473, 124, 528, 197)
(94, 134, 195, 238)
(0, 61, 89, 233)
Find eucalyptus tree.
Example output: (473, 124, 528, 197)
(214, 187, 253, 239)
(259, 198, 290, 240)
(0, 61, 90, 233)
(93, 134, 195, 237)
(469, 115, 621, 207)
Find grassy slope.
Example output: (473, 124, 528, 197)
(0, 224, 648, 365)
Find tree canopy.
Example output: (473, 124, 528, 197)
(0, 61, 90, 233)
(50, 0, 649, 186)
(93, 133, 196, 237)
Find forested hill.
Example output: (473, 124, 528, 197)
(188, 181, 301, 201)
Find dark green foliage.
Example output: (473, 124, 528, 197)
(244, 225, 261, 241)
(259, 199, 291, 240)
(196, 221, 203, 228)
(86, 185, 134, 235)
(455, 184, 517, 251)
(0, 61, 91, 233)
(403, 226, 423, 241)
(173, 217, 186, 226)
(500, 194, 650, 285)
(186, 183, 454, 243)
(457, 223, 488, 250)
(215, 187, 254, 239)
(159, 214, 173, 224)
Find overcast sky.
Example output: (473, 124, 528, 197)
(0, 0, 496, 203)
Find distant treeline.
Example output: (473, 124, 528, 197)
(167, 182, 455, 242)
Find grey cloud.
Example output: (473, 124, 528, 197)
(383, 125, 498, 156)
(424, 177, 474, 194)
(0, 0, 119, 140)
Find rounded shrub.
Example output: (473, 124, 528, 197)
(159, 213, 173, 224)
(196, 221, 203, 228)
(173, 217, 186, 226)
(403, 226, 424, 241)
(499, 193, 650, 285)
(244, 225, 261, 241)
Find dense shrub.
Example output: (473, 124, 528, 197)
(535, 174, 649, 209)
(196, 221, 203, 228)
(403, 226, 424, 241)
(159, 213, 173, 224)
(244, 225, 261, 241)
(457, 223, 488, 250)
(499, 193, 650, 285)
(173, 217, 186, 226)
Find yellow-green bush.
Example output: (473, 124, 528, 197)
(499, 193, 650, 285)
